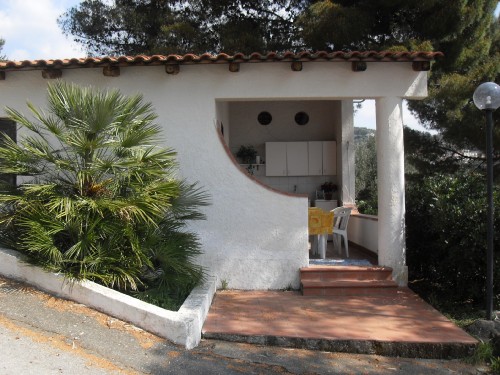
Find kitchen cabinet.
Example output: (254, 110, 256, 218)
(265, 142, 308, 176)
(322, 141, 337, 175)
(286, 142, 308, 176)
(266, 141, 336, 177)
(265, 142, 287, 176)
(308, 141, 337, 176)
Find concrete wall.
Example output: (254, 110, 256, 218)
(0, 61, 428, 289)
(348, 214, 378, 253)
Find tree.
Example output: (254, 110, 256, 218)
(354, 133, 377, 215)
(58, 0, 183, 56)
(181, 0, 307, 54)
(58, 0, 307, 56)
(404, 127, 463, 176)
(0, 81, 208, 308)
(298, 1, 495, 53)
(298, 1, 500, 156)
(406, 170, 500, 306)
(0, 37, 5, 60)
(408, 12, 500, 156)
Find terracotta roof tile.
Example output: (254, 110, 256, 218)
(0, 51, 443, 71)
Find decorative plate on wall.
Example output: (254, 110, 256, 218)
(295, 111, 309, 125)
(257, 111, 272, 125)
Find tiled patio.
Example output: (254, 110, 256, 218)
(203, 241, 477, 358)
(202, 288, 478, 358)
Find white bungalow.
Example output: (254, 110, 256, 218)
(0, 51, 441, 290)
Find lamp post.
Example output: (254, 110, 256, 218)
(473, 82, 500, 320)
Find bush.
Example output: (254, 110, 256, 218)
(355, 135, 378, 214)
(406, 171, 499, 307)
(0, 81, 209, 307)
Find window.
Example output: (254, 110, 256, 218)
(0, 119, 16, 186)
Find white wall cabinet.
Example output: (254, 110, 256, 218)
(286, 142, 309, 176)
(308, 141, 323, 176)
(322, 141, 337, 175)
(265, 142, 287, 176)
(265, 142, 308, 176)
(308, 141, 337, 176)
(266, 141, 336, 177)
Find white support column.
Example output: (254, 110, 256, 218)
(339, 100, 355, 205)
(375, 97, 407, 286)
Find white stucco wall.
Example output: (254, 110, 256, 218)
(348, 214, 378, 253)
(0, 61, 427, 289)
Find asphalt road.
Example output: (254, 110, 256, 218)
(0, 276, 485, 375)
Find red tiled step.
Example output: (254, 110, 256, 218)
(301, 279, 398, 296)
(300, 266, 393, 282)
(300, 266, 398, 296)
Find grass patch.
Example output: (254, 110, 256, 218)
(131, 288, 193, 311)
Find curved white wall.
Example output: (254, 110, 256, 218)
(0, 61, 427, 289)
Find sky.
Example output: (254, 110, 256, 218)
(1, 0, 499, 132)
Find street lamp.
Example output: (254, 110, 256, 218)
(473, 82, 500, 320)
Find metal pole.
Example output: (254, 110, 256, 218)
(485, 108, 494, 320)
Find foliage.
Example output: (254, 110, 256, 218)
(0, 81, 209, 305)
(354, 133, 377, 215)
(298, 0, 500, 156)
(179, 0, 307, 54)
(353, 126, 375, 142)
(58, 0, 307, 56)
(297, 1, 496, 52)
(467, 342, 494, 364)
(0, 37, 5, 60)
(406, 170, 500, 306)
(404, 127, 463, 176)
(465, 342, 500, 373)
(492, 356, 500, 374)
(235, 145, 257, 164)
(407, 3, 500, 155)
(320, 181, 337, 192)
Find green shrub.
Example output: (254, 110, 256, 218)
(0, 81, 209, 306)
(406, 171, 499, 306)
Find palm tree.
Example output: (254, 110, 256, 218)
(0, 81, 208, 306)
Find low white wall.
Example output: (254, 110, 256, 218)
(0, 247, 216, 349)
(348, 214, 378, 254)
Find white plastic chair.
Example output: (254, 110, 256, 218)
(332, 207, 352, 258)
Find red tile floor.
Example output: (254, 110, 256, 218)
(203, 289, 474, 343)
(203, 243, 477, 358)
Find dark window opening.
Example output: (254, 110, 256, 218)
(0, 119, 16, 186)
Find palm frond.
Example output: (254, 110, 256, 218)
(0, 81, 209, 304)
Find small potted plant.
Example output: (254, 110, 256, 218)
(320, 181, 337, 200)
(236, 145, 257, 164)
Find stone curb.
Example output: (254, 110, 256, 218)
(202, 332, 477, 359)
(0, 247, 217, 349)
